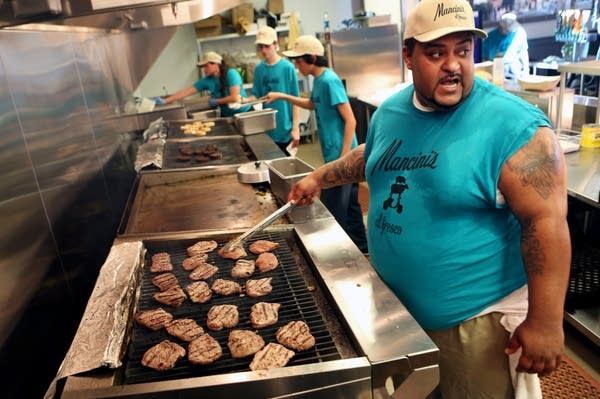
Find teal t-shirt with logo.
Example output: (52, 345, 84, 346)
(364, 78, 550, 330)
(252, 58, 299, 143)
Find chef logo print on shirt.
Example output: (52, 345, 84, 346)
(383, 176, 409, 213)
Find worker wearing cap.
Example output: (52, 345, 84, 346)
(264, 35, 368, 253)
(286, 0, 570, 397)
(483, 12, 530, 79)
(246, 26, 301, 155)
(159, 51, 250, 116)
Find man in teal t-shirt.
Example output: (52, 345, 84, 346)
(248, 26, 300, 155)
(285, 1, 570, 398)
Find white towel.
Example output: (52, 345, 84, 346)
(500, 313, 543, 399)
(473, 285, 542, 399)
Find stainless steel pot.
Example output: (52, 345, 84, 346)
(237, 161, 270, 183)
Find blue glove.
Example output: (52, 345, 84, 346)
(208, 97, 218, 108)
(152, 96, 165, 105)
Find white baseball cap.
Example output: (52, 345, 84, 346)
(282, 35, 324, 57)
(255, 26, 278, 45)
(197, 51, 222, 66)
(404, 0, 487, 43)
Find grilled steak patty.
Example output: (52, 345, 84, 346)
(227, 330, 265, 358)
(231, 259, 255, 278)
(153, 286, 187, 307)
(151, 272, 179, 291)
(255, 252, 279, 272)
(150, 252, 173, 272)
(188, 333, 222, 365)
(165, 318, 204, 342)
(276, 320, 316, 351)
(249, 342, 294, 371)
(189, 262, 219, 281)
(218, 245, 247, 260)
(134, 308, 174, 331)
(211, 279, 242, 296)
(249, 302, 281, 329)
(206, 304, 239, 331)
(249, 240, 280, 254)
(187, 240, 218, 256)
(182, 254, 208, 271)
(185, 281, 213, 303)
(141, 340, 186, 371)
(245, 277, 273, 298)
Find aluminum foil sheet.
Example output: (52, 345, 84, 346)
(45, 241, 144, 398)
(134, 138, 165, 171)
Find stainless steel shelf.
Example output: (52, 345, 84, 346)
(565, 307, 600, 346)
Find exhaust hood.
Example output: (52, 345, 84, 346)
(0, 0, 246, 30)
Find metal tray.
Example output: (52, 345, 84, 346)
(233, 109, 277, 135)
(162, 136, 253, 170)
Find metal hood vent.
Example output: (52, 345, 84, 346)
(0, 0, 245, 30)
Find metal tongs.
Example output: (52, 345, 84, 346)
(222, 200, 296, 252)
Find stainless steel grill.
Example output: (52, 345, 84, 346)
(163, 136, 253, 169)
(125, 231, 344, 385)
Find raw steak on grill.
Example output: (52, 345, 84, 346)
(134, 308, 173, 331)
(141, 340, 186, 371)
(185, 281, 213, 303)
(249, 342, 294, 371)
(182, 253, 208, 271)
(255, 252, 279, 272)
(150, 252, 173, 272)
(245, 277, 273, 298)
(218, 245, 247, 260)
(227, 330, 265, 358)
(153, 286, 187, 307)
(276, 320, 316, 351)
(187, 240, 218, 256)
(249, 302, 281, 329)
(189, 262, 219, 281)
(151, 272, 179, 291)
(231, 259, 255, 278)
(206, 304, 239, 331)
(211, 279, 242, 296)
(188, 333, 222, 365)
(249, 240, 280, 254)
(165, 318, 204, 342)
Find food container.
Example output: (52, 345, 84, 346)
(237, 161, 270, 183)
(233, 109, 277, 135)
(581, 123, 600, 148)
(517, 75, 560, 91)
(267, 157, 314, 201)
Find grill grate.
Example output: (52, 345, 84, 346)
(166, 119, 238, 138)
(164, 137, 253, 169)
(124, 232, 342, 384)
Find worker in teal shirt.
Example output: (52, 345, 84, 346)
(246, 26, 300, 155)
(264, 35, 368, 253)
(159, 51, 250, 117)
(482, 12, 529, 79)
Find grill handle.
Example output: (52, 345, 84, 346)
(223, 201, 296, 252)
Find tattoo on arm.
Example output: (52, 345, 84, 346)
(319, 148, 366, 186)
(507, 139, 559, 199)
(521, 218, 545, 276)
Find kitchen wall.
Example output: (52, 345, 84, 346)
(0, 24, 174, 397)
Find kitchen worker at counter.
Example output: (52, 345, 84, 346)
(482, 12, 530, 79)
(287, 0, 570, 398)
(157, 51, 251, 117)
(244, 26, 301, 155)
(264, 35, 368, 254)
